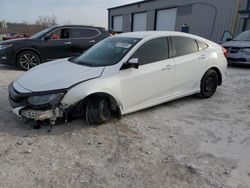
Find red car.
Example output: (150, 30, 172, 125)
(2, 33, 30, 41)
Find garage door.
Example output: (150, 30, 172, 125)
(133, 12, 147, 31)
(112, 16, 123, 32)
(156, 8, 177, 31)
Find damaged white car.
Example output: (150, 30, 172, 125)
(9, 31, 227, 125)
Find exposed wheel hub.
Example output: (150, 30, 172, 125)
(205, 77, 215, 92)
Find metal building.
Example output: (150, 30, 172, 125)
(108, 0, 249, 42)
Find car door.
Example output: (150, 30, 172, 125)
(40, 27, 73, 61)
(119, 37, 175, 112)
(171, 36, 208, 95)
(70, 27, 102, 57)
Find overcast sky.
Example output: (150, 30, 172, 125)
(0, 0, 139, 28)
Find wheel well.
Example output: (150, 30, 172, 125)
(67, 92, 121, 120)
(210, 67, 222, 86)
(15, 49, 41, 65)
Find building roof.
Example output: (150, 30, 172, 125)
(108, 0, 154, 10)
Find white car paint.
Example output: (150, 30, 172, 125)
(11, 31, 227, 121)
(15, 58, 104, 92)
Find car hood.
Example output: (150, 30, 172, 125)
(222, 40, 250, 48)
(14, 58, 104, 92)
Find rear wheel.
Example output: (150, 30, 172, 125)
(198, 69, 218, 99)
(17, 51, 40, 71)
(85, 97, 111, 125)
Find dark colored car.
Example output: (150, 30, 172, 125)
(0, 25, 109, 70)
(221, 30, 250, 65)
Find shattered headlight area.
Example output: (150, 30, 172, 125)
(9, 83, 68, 123)
(27, 93, 65, 107)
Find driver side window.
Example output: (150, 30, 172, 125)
(131, 37, 169, 66)
(48, 28, 70, 40)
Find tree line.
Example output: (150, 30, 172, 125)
(0, 15, 57, 36)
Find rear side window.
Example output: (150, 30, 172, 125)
(197, 40, 208, 51)
(71, 28, 100, 38)
(173, 36, 198, 57)
(131, 37, 169, 66)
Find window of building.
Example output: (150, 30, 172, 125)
(112, 16, 123, 32)
(155, 8, 177, 31)
(132, 12, 147, 31)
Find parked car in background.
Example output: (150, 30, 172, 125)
(2, 32, 17, 40)
(9, 31, 227, 126)
(222, 30, 250, 65)
(0, 34, 5, 41)
(2, 33, 30, 41)
(0, 25, 109, 70)
(2, 33, 30, 40)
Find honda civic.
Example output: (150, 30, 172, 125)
(9, 31, 227, 125)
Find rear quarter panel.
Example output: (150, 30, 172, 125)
(206, 45, 227, 83)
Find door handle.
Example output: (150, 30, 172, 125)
(199, 54, 207, 59)
(161, 65, 173, 71)
(65, 42, 72, 45)
(89, 40, 95, 43)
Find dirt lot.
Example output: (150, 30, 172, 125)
(0, 64, 249, 188)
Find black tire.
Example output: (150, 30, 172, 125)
(198, 69, 218, 99)
(85, 97, 112, 125)
(17, 51, 40, 71)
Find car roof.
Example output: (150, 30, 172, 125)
(53, 25, 105, 30)
(115, 31, 174, 38)
(114, 31, 217, 46)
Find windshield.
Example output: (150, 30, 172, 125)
(30, 27, 52, 39)
(72, 37, 141, 67)
(233, 31, 250, 41)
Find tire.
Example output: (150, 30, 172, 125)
(17, 51, 40, 71)
(198, 69, 218, 99)
(85, 97, 112, 125)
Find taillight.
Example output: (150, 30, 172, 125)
(222, 46, 228, 57)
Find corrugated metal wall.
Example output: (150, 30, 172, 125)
(108, 0, 248, 42)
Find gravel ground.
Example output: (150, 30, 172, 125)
(0, 64, 249, 188)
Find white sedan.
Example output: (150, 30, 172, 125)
(9, 31, 227, 125)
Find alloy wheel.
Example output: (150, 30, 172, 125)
(19, 53, 39, 70)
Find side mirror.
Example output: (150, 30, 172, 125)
(221, 31, 233, 43)
(127, 58, 139, 69)
(120, 58, 139, 70)
(44, 35, 51, 41)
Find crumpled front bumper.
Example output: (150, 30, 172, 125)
(12, 106, 64, 123)
(9, 82, 67, 123)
